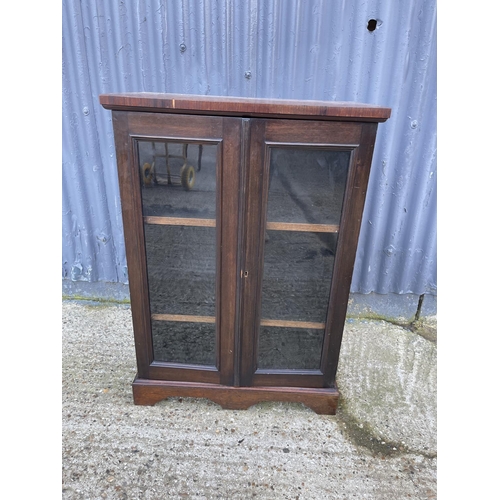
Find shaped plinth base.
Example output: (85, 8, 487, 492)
(132, 378, 339, 415)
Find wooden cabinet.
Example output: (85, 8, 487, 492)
(100, 93, 390, 414)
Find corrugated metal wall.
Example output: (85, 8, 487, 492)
(62, 0, 437, 296)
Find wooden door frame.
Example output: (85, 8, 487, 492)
(111, 111, 241, 386)
(238, 118, 378, 389)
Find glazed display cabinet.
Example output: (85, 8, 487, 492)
(99, 93, 390, 415)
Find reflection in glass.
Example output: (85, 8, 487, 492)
(261, 230, 335, 323)
(144, 225, 216, 317)
(266, 148, 350, 225)
(138, 141, 217, 219)
(152, 321, 216, 366)
(258, 327, 324, 370)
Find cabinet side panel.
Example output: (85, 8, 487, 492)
(322, 122, 379, 384)
(112, 111, 154, 377)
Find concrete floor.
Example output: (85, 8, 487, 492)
(62, 301, 436, 499)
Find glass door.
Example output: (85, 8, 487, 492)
(138, 140, 219, 368)
(114, 112, 241, 386)
(239, 118, 364, 388)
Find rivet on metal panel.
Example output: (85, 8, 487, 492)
(71, 263, 83, 280)
(384, 245, 396, 257)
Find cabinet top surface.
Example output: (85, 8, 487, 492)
(99, 93, 390, 122)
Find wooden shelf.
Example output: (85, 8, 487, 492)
(151, 315, 325, 330)
(144, 216, 216, 227)
(265, 221, 339, 233)
(260, 319, 325, 329)
(151, 314, 216, 324)
(144, 217, 337, 233)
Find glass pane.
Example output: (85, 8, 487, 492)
(258, 148, 350, 371)
(152, 321, 216, 366)
(138, 141, 217, 219)
(266, 148, 350, 225)
(138, 139, 219, 367)
(258, 327, 324, 370)
(260, 230, 336, 323)
(144, 225, 216, 317)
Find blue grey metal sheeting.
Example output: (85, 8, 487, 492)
(62, 0, 436, 296)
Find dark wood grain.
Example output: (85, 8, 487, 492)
(218, 117, 242, 386)
(265, 119, 362, 145)
(132, 377, 339, 415)
(252, 370, 325, 388)
(233, 118, 251, 387)
(148, 363, 220, 384)
(100, 93, 390, 123)
(125, 111, 223, 140)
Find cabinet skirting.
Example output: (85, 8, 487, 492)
(132, 377, 339, 415)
